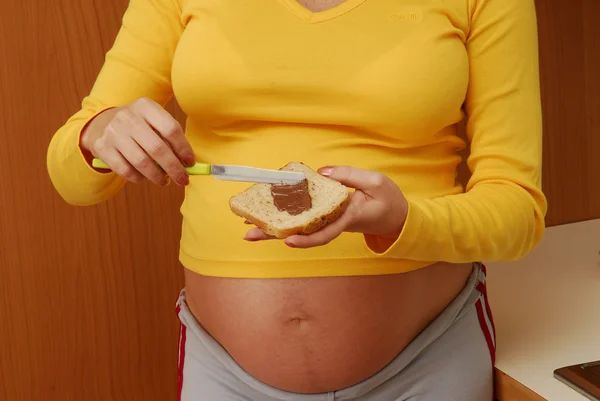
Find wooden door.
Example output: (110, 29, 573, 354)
(456, 0, 600, 227)
(536, 0, 600, 226)
(0, 1, 186, 400)
(0, 0, 599, 400)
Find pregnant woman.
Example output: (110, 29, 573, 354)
(47, 0, 546, 399)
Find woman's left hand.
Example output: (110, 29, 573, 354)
(244, 166, 409, 249)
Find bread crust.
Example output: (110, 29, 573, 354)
(230, 194, 349, 238)
(229, 162, 350, 238)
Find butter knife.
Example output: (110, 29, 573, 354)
(91, 158, 305, 185)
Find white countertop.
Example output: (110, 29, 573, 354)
(486, 218, 600, 401)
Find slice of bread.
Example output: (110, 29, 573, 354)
(229, 162, 350, 238)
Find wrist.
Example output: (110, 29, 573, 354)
(79, 130, 92, 153)
(78, 107, 117, 166)
(364, 202, 407, 254)
(383, 198, 408, 239)
(79, 127, 96, 165)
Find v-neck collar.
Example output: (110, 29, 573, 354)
(277, 0, 367, 23)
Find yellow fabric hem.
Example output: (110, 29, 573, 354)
(364, 196, 426, 257)
(74, 107, 118, 178)
(179, 248, 432, 279)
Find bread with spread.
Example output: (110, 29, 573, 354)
(229, 162, 350, 238)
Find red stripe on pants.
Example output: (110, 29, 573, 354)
(476, 281, 497, 342)
(475, 298, 496, 367)
(176, 304, 187, 401)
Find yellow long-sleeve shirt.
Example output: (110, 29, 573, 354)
(47, 0, 547, 278)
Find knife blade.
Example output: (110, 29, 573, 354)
(91, 158, 305, 185)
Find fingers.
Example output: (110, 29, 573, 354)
(131, 98, 195, 167)
(284, 205, 355, 248)
(128, 120, 189, 186)
(110, 107, 189, 186)
(244, 228, 276, 241)
(88, 98, 193, 187)
(95, 148, 145, 184)
(243, 193, 358, 247)
(319, 166, 387, 194)
(113, 134, 169, 186)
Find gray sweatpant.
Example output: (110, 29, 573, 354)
(175, 263, 495, 401)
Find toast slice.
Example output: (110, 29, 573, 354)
(229, 162, 350, 238)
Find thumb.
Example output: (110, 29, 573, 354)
(318, 166, 385, 192)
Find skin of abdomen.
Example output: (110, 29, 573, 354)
(183, 261, 472, 393)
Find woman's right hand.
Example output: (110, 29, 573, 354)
(80, 97, 195, 186)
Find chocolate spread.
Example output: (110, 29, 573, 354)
(270, 179, 312, 215)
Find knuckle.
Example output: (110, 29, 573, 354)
(103, 123, 119, 140)
(113, 109, 133, 124)
(134, 97, 152, 108)
(165, 161, 183, 175)
(117, 165, 135, 180)
(93, 137, 107, 152)
(370, 173, 386, 188)
(131, 156, 152, 170)
(162, 120, 182, 138)
(147, 141, 168, 157)
(152, 173, 167, 184)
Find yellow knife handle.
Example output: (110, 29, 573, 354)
(91, 158, 110, 169)
(91, 158, 211, 175)
(186, 163, 211, 175)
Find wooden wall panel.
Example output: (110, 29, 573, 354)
(456, 0, 600, 227)
(0, 0, 598, 400)
(536, 0, 600, 226)
(0, 1, 185, 400)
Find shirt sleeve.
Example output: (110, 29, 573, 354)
(368, 0, 547, 262)
(46, 0, 185, 206)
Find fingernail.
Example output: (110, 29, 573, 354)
(184, 156, 195, 167)
(161, 176, 170, 186)
(318, 167, 333, 177)
(285, 240, 296, 248)
(178, 174, 190, 186)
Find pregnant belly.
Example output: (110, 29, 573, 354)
(184, 261, 472, 394)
